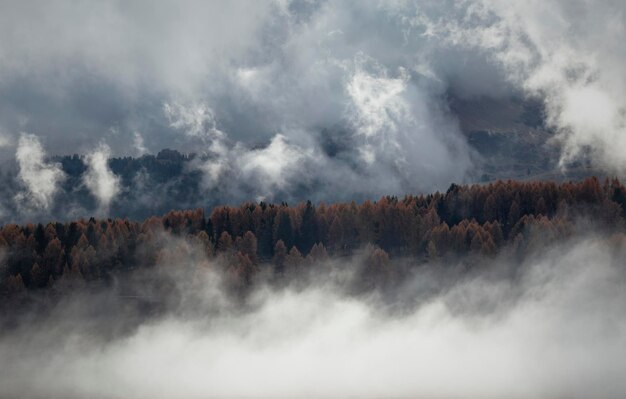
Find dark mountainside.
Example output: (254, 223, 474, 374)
(451, 96, 597, 181)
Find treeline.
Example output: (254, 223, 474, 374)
(2, 177, 626, 294)
(0, 149, 205, 224)
(56, 149, 204, 218)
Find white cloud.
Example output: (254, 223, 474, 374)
(343, 61, 473, 191)
(164, 102, 220, 140)
(1, 237, 626, 398)
(133, 131, 148, 156)
(0, 131, 12, 148)
(14, 133, 65, 211)
(239, 134, 310, 191)
(83, 142, 120, 212)
(347, 66, 409, 143)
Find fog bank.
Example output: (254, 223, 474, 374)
(1, 236, 625, 398)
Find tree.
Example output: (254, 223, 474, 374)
(507, 200, 521, 232)
(363, 247, 392, 288)
(430, 223, 450, 256)
(307, 243, 328, 263)
(211, 207, 232, 240)
(34, 223, 47, 254)
(328, 216, 343, 253)
(234, 252, 257, 287)
(285, 246, 303, 274)
(469, 229, 483, 253)
(71, 243, 98, 280)
(422, 207, 441, 232)
(485, 221, 503, 247)
(196, 231, 214, 258)
(297, 200, 318, 254)
(239, 231, 258, 264)
(427, 240, 438, 260)
(217, 231, 233, 254)
(3, 274, 25, 294)
(483, 194, 498, 222)
(43, 238, 66, 276)
(481, 234, 496, 255)
(256, 208, 275, 260)
(535, 196, 547, 215)
(30, 263, 48, 288)
(273, 240, 287, 275)
(274, 209, 294, 251)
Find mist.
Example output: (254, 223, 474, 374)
(1, 2, 625, 397)
(13, 133, 65, 213)
(82, 143, 120, 214)
(2, 234, 625, 399)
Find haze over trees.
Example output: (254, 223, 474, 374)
(2, 176, 624, 295)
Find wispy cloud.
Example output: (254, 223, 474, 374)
(14, 133, 65, 212)
(83, 142, 120, 213)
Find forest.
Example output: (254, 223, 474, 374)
(1, 176, 625, 296)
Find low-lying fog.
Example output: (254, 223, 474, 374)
(2, 236, 626, 399)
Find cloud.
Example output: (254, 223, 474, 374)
(0, 131, 12, 148)
(133, 132, 148, 156)
(3, 0, 626, 215)
(166, 102, 319, 200)
(0, 0, 279, 156)
(163, 102, 223, 141)
(14, 133, 65, 212)
(347, 66, 409, 142)
(0, 0, 479, 204)
(239, 134, 312, 194)
(1, 236, 626, 398)
(83, 142, 120, 212)
(425, 0, 626, 171)
(343, 60, 473, 188)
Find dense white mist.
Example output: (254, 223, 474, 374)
(1, 236, 625, 398)
(13, 133, 65, 212)
(83, 142, 120, 213)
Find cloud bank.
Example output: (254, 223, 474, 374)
(0, 0, 625, 218)
(1, 236, 625, 398)
(0, 0, 481, 207)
